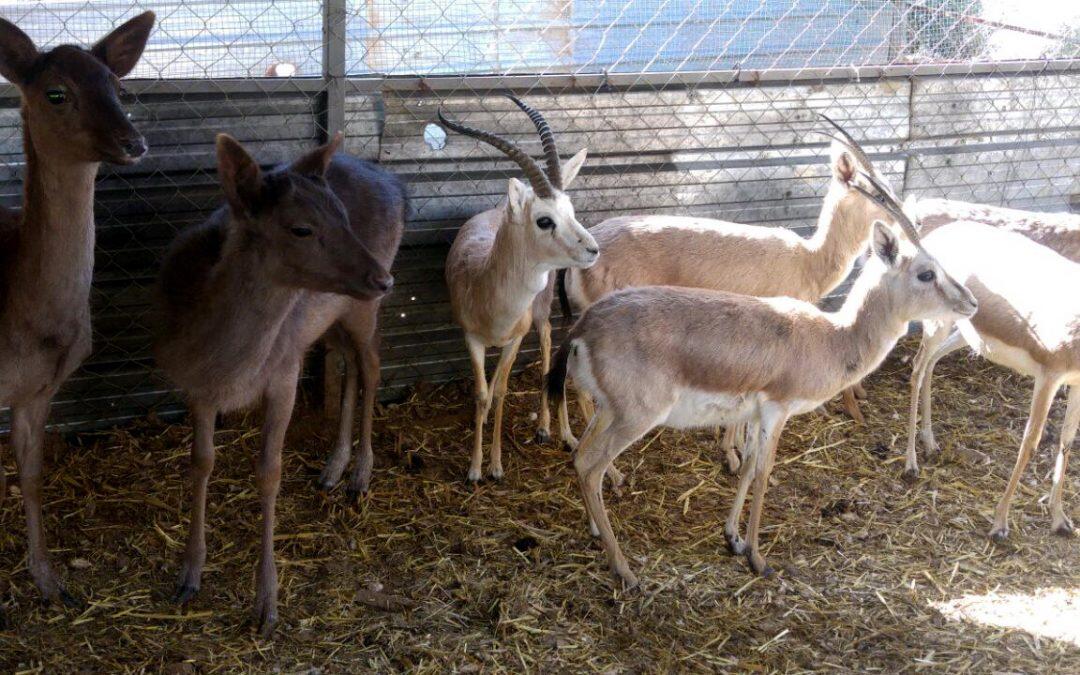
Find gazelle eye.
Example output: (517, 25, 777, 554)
(917, 270, 936, 283)
(45, 89, 66, 105)
(536, 216, 555, 230)
(290, 226, 313, 238)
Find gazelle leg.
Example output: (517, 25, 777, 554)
(1050, 386, 1079, 536)
(719, 424, 742, 475)
(853, 382, 868, 399)
(840, 386, 865, 424)
(174, 402, 217, 604)
(578, 391, 596, 422)
(488, 336, 524, 480)
(724, 418, 761, 555)
(12, 393, 75, 606)
(744, 404, 789, 577)
(318, 346, 358, 491)
(904, 323, 955, 478)
(557, 392, 577, 449)
(990, 375, 1059, 541)
(536, 318, 553, 444)
(465, 335, 491, 482)
(348, 332, 382, 496)
(573, 410, 653, 587)
(253, 373, 298, 637)
(918, 329, 965, 461)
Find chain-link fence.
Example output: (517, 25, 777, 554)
(1, 0, 1078, 431)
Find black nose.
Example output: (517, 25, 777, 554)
(585, 246, 599, 255)
(371, 274, 393, 293)
(122, 137, 147, 159)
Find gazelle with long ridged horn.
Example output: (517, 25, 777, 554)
(547, 195, 977, 586)
(898, 194, 1080, 539)
(441, 97, 600, 482)
(557, 116, 895, 472)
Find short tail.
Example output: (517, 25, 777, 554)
(556, 269, 573, 320)
(546, 339, 572, 407)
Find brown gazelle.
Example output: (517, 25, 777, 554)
(902, 211, 1080, 539)
(548, 196, 977, 586)
(0, 12, 154, 615)
(558, 117, 893, 471)
(155, 133, 404, 635)
(440, 97, 599, 482)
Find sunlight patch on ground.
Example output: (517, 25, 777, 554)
(933, 588, 1080, 647)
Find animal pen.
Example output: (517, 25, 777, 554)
(1, 0, 1079, 670)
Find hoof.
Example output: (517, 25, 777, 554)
(316, 479, 336, 494)
(725, 533, 746, 556)
(1052, 519, 1074, 537)
(487, 467, 504, 481)
(255, 611, 277, 639)
(902, 466, 919, 484)
(466, 467, 482, 483)
(989, 527, 1009, 543)
(345, 486, 369, 503)
(534, 429, 551, 445)
(56, 588, 83, 610)
(748, 553, 774, 578)
(173, 584, 200, 605)
(561, 441, 576, 453)
(0, 607, 6, 631)
(615, 568, 640, 590)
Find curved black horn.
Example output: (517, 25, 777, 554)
(816, 113, 876, 174)
(438, 107, 555, 199)
(851, 169, 922, 245)
(505, 94, 563, 189)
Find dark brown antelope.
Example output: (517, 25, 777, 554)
(155, 133, 404, 636)
(548, 202, 977, 587)
(0, 12, 154, 618)
(440, 97, 599, 482)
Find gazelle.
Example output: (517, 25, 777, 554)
(0, 12, 154, 615)
(440, 97, 599, 482)
(901, 202, 1080, 539)
(548, 200, 977, 586)
(156, 133, 404, 635)
(916, 198, 1080, 261)
(558, 117, 893, 471)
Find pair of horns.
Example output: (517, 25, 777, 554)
(813, 114, 918, 241)
(437, 95, 564, 199)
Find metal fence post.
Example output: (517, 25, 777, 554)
(322, 0, 348, 416)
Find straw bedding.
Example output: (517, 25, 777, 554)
(1, 338, 1078, 672)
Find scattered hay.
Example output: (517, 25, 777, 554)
(1, 337, 1078, 671)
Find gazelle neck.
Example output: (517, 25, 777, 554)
(827, 265, 908, 387)
(481, 204, 552, 310)
(5, 111, 100, 317)
(803, 187, 872, 296)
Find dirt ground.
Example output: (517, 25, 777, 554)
(1, 337, 1079, 673)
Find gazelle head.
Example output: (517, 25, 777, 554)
(0, 11, 155, 165)
(439, 96, 599, 270)
(216, 133, 393, 301)
(817, 115, 898, 234)
(856, 172, 977, 323)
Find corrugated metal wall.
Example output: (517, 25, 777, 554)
(2, 66, 1077, 431)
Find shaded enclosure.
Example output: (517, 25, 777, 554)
(0, 0, 1077, 430)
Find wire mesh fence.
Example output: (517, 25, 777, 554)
(1, 0, 1078, 431)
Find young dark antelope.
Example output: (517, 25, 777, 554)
(549, 203, 977, 587)
(155, 134, 404, 635)
(0, 12, 154, 618)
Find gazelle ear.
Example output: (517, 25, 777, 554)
(217, 134, 263, 218)
(507, 177, 528, 219)
(292, 131, 343, 176)
(0, 19, 38, 85)
(871, 220, 900, 267)
(91, 11, 155, 78)
(830, 141, 856, 186)
(561, 148, 588, 188)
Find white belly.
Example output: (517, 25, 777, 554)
(662, 389, 756, 429)
(963, 325, 1043, 379)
